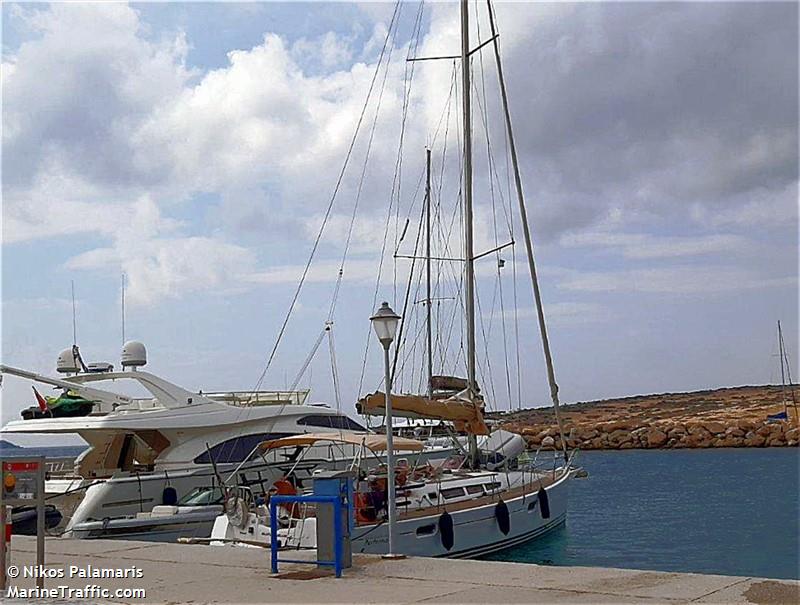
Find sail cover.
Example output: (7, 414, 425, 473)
(257, 431, 424, 452)
(356, 392, 489, 435)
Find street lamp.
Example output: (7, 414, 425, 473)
(370, 301, 403, 559)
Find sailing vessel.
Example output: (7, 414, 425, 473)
(768, 320, 798, 423)
(211, 0, 578, 558)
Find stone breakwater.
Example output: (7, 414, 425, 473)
(511, 419, 799, 450)
(495, 384, 799, 450)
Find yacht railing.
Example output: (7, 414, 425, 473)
(91, 389, 311, 413)
(202, 390, 311, 407)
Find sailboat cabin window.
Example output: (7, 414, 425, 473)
(297, 415, 367, 431)
(440, 487, 466, 500)
(193, 433, 294, 464)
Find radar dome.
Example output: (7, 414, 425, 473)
(121, 341, 147, 369)
(56, 347, 79, 374)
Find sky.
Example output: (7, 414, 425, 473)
(1, 1, 798, 445)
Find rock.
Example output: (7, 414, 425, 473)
(757, 424, 771, 437)
(608, 429, 632, 446)
(726, 427, 745, 438)
(737, 420, 756, 432)
(668, 427, 685, 439)
(703, 421, 726, 435)
(619, 442, 634, 449)
(744, 431, 766, 447)
(646, 428, 668, 448)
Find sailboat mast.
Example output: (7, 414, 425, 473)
(426, 147, 434, 400)
(486, 0, 568, 457)
(461, 0, 477, 399)
(778, 320, 788, 415)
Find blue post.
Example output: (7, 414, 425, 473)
(333, 497, 342, 578)
(270, 499, 279, 574)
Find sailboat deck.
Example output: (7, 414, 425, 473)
(390, 472, 558, 522)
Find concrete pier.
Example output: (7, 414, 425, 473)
(3, 536, 798, 604)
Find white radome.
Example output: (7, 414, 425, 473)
(56, 347, 79, 373)
(121, 341, 147, 368)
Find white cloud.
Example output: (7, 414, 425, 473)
(2, 1, 796, 312)
(557, 266, 797, 295)
(493, 301, 609, 325)
(559, 232, 750, 259)
(62, 197, 255, 306)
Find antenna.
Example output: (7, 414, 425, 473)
(121, 273, 126, 346)
(71, 280, 77, 346)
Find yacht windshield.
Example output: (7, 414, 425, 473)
(177, 487, 224, 506)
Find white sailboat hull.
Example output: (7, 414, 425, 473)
(211, 469, 572, 559)
(352, 470, 570, 558)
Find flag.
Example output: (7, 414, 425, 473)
(32, 386, 48, 413)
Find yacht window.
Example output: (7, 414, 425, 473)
(178, 487, 224, 506)
(416, 524, 437, 536)
(193, 433, 294, 464)
(484, 481, 501, 492)
(440, 487, 466, 500)
(297, 415, 367, 431)
(466, 485, 483, 495)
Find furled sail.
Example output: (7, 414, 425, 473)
(356, 391, 489, 435)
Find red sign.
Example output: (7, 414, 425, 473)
(2, 461, 39, 472)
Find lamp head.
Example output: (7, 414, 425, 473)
(370, 301, 400, 347)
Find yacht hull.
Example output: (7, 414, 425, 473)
(352, 471, 570, 558)
(211, 470, 572, 559)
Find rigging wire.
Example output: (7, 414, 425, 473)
(246, 0, 404, 402)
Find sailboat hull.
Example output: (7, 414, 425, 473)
(351, 470, 571, 558)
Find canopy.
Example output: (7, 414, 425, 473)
(257, 431, 424, 453)
(356, 392, 489, 435)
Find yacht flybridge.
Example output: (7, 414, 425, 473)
(0, 341, 386, 534)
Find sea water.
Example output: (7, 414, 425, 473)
(489, 448, 800, 580)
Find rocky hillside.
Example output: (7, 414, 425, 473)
(494, 385, 799, 449)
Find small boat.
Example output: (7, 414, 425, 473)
(68, 486, 224, 542)
(11, 505, 63, 535)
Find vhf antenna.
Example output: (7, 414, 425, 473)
(71, 280, 77, 346)
(121, 273, 127, 346)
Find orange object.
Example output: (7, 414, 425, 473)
(354, 492, 376, 524)
(272, 478, 297, 517)
(3, 472, 15, 492)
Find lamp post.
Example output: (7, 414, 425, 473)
(370, 301, 403, 559)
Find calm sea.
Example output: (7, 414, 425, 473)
(489, 448, 800, 580)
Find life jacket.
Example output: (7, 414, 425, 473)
(355, 491, 377, 524)
(272, 478, 298, 518)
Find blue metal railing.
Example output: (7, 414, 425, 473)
(269, 494, 345, 578)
